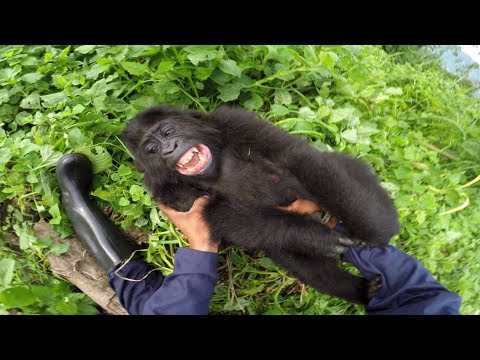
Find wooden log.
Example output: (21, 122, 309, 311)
(33, 220, 128, 315)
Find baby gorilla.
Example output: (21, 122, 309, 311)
(122, 105, 400, 304)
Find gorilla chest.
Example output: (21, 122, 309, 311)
(215, 155, 311, 207)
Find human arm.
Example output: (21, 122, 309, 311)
(343, 246, 462, 315)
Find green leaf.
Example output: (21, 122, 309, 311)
(218, 80, 246, 102)
(49, 204, 62, 225)
(41, 92, 67, 108)
(0, 259, 15, 289)
(243, 93, 263, 110)
(30, 285, 55, 304)
(155, 60, 175, 75)
(56, 301, 78, 315)
(299, 107, 316, 120)
(26, 172, 39, 183)
(342, 128, 358, 143)
(119, 197, 130, 206)
(91, 146, 112, 174)
(0, 89, 9, 104)
(219, 59, 242, 77)
(20, 72, 43, 83)
(121, 61, 149, 76)
(93, 188, 113, 201)
(0, 148, 12, 166)
(74, 45, 96, 54)
(117, 164, 132, 177)
(20, 93, 41, 109)
(385, 87, 403, 95)
(274, 89, 292, 105)
(329, 107, 360, 125)
(394, 166, 411, 180)
(0, 68, 16, 82)
(50, 243, 69, 256)
(68, 127, 91, 147)
(0, 287, 35, 308)
(129, 184, 144, 202)
(184, 46, 220, 65)
(77, 303, 99, 315)
(270, 104, 290, 116)
(194, 67, 214, 80)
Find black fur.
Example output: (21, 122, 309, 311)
(122, 105, 400, 304)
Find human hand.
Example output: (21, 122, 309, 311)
(157, 197, 218, 253)
(277, 198, 322, 215)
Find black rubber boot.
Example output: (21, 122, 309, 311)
(56, 153, 140, 272)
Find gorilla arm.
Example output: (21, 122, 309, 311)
(203, 197, 355, 258)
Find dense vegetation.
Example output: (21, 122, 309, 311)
(0, 45, 478, 314)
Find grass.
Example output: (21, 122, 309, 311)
(0, 45, 479, 314)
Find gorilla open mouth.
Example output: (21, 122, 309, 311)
(175, 144, 212, 175)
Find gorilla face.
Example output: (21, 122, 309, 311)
(123, 106, 222, 181)
(141, 121, 213, 176)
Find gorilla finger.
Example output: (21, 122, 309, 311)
(337, 237, 355, 246)
(334, 244, 348, 254)
(368, 275, 382, 299)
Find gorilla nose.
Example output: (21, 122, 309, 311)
(162, 140, 179, 157)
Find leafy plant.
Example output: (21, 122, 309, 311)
(0, 45, 479, 314)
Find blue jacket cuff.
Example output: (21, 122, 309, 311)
(173, 248, 218, 276)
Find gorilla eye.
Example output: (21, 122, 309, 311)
(163, 128, 173, 137)
(146, 144, 158, 154)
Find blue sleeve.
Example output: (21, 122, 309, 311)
(109, 248, 218, 315)
(342, 245, 462, 315)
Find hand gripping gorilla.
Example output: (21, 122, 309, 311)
(122, 105, 400, 304)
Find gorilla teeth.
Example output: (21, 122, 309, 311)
(182, 152, 194, 164)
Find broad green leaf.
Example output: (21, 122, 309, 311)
(119, 197, 130, 206)
(50, 243, 69, 256)
(341, 128, 358, 143)
(219, 59, 242, 77)
(129, 184, 144, 202)
(274, 89, 292, 105)
(74, 45, 96, 54)
(0, 89, 9, 104)
(0, 148, 12, 165)
(218, 80, 246, 102)
(194, 67, 214, 80)
(77, 303, 99, 315)
(270, 104, 290, 116)
(184, 46, 220, 65)
(30, 285, 55, 304)
(117, 164, 132, 177)
(91, 146, 113, 174)
(121, 61, 149, 76)
(0, 287, 35, 308)
(26, 172, 39, 184)
(299, 107, 316, 120)
(385, 87, 403, 95)
(56, 301, 78, 315)
(49, 204, 62, 225)
(0, 68, 16, 81)
(68, 127, 91, 147)
(41, 92, 67, 108)
(155, 60, 175, 75)
(243, 93, 263, 110)
(0, 259, 15, 289)
(20, 72, 43, 83)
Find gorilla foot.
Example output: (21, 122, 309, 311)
(368, 275, 382, 300)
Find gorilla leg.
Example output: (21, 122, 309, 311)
(268, 250, 369, 304)
(288, 152, 400, 245)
